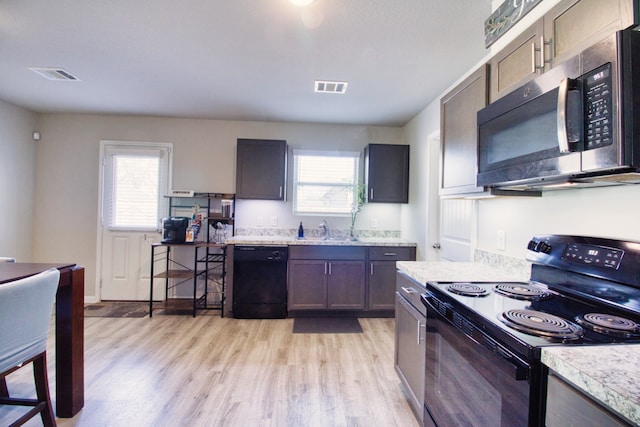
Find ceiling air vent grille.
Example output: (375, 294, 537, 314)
(314, 80, 348, 94)
(29, 67, 80, 81)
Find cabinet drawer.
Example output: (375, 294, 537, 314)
(396, 272, 426, 315)
(369, 246, 415, 261)
(289, 245, 365, 260)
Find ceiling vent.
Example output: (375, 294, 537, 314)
(314, 80, 348, 94)
(28, 67, 80, 81)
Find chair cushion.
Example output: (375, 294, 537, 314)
(0, 268, 59, 374)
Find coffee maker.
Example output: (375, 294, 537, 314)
(161, 217, 189, 243)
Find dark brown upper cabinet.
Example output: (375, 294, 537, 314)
(364, 144, 410, 203)
(236, 139, 287, 200)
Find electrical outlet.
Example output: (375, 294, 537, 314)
(257, 216, 264, 227)
(371, 218, 378, 229)
(270, 215, 278, 226)
(497, 230, 506, 251)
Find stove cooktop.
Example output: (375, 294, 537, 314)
(425, 280, 640, 358)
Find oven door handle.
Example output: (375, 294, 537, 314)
(421, 291, 529, 381)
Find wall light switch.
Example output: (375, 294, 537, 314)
(497, 230, 506, 251)
(257, 216, 264, 227)
(270, 216, 278, 226)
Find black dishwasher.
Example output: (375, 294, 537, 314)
(233, 246, 288, 319)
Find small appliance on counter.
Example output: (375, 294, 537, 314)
(161, 217, 189, 243)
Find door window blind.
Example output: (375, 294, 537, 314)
(102, 144, 171, 230)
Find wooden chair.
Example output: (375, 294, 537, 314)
(0, 268, 60, 427)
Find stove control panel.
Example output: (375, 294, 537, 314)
(562, 243, 623, 269)
(527, 235, 640, 286)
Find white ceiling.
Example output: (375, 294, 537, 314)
(0, 0, 492, 126)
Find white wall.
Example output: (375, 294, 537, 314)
(477, 186, 640, 258)
(0, 100, 37, 261)
(32, 113, 403, 299)
(401, 102, 440, 260)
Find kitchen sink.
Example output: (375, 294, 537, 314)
(298, 236, 357, 242)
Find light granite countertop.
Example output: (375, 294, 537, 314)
(396, 261, 531, 286)
(542, 345, 640, 426)
(225, 235, 417, 247)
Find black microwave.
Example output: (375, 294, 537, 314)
(477, 27, 640, 190)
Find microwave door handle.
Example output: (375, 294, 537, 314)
(557, 78, 583, 153)
(557, 78, 571, 153)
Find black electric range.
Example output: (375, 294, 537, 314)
(421, 235, 640, 427)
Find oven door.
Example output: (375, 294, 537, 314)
(421, 292, 532, 427)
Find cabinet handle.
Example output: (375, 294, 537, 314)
(370, 188, 374, 200)
(401, 286, 416, 295)
(370, 264, 374, 275)
(384, 252, 396, 257)
(279, 186, 283, 198)
(324, 262, 328, 275)
(531, 42, 544, 74)
(539, 36, 545, 71)
(417, 320, 423, 345)
(328, 262, 332, 275)
(532, 36, 550, 73)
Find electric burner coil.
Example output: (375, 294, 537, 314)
(446, 283, 489, 297)
(494, 283, 552, 301)
(499, 309, 584, 341)
(575, 313, 640, 338)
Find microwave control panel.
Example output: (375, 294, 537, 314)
(583, 63, 613, 150)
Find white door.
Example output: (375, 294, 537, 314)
(427, 131, 474, 262)
(98, 141, 172, 301)
(426, 131, 442, 261)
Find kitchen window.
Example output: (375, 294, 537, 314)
(293, 150, 359, 216)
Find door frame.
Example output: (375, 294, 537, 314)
(95, 140, 173, 301)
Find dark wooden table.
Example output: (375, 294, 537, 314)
(0, 263, 85, 418)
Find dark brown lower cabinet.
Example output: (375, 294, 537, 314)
(287, 259, 365, 310)
(287, 245, 415, 314)
(368, 247, 416, 310)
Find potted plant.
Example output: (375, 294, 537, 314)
(350, 184, 366, 240)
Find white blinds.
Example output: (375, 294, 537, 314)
(293, 151, 359, 215)
(103, 145, 170, 229)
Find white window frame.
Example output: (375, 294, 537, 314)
(99, 141, 173, 231)
(292, 150, 360, 216)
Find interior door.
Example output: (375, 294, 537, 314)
(426, 132, 442, 261)
(98, 141, 172, 301)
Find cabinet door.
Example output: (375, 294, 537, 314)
(395, 295, 425, 420)
(368, 246, 416, 311)
(440, 64, 489, 196)
(327, 261, 365, 310)
(365, 144, 409, 203)
(368, 261, 397, 310)
(287, 260, 326, 310)
(236, 139, 287, 200)
(489, 19, 544, 103)
(546, 374, 628, 427)
(545, 0, 634, 67)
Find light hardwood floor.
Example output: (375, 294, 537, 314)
(1, 314, 419, 427)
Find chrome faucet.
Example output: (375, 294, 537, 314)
(319, 220, 329, 240)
